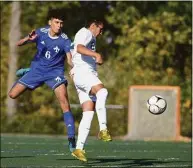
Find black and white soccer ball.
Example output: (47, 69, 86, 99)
(147, 95, 167, 115)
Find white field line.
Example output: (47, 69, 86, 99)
(4, 142, 61, 145)
(23, 165, 191, 168)
(2, 147, 190, 153)
(1, 150, 190, 154)
(131, 165, 192, 167)
(97, 150, 189, 153)
(22, 166, 87, 168)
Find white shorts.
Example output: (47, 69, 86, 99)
(73, 68, 102, 104)
(76, 87, 97, 104)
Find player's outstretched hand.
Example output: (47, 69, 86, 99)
(95, 53, 103, 65)
(28, 29, 37, 41)
(16, 29, 37, 46)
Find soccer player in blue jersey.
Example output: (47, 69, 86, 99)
(8, 10, 76, 152)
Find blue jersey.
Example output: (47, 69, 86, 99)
(18, 26, 71, 90)
(31, 26, 71, 72)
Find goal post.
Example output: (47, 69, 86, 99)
(124, 85, 181, 141)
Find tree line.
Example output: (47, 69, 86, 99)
(1, 1, 192, 137)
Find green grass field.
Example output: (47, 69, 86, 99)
(1, 134, 192, 168)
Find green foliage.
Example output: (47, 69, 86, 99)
(1, 2, 11, 116)
(1, 2, 192, 137)
(1, 110, 64, 134)
(1, 106, 127, 136)
(106, 1, 192, 136)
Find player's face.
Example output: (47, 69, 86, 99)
(94, 23, 104, 37)
(49, 18, 63, 35)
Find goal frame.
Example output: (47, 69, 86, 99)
(127, 85, 181, 141)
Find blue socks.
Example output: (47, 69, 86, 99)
(63, 111, 75, 138)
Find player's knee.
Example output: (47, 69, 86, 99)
(60, 99, 70, 111)
(96, 88, 108, 98)
(8, 91, 16, 99)
(95, 88, 108, 110)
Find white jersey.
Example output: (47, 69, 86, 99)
(71, 27, 97, 72)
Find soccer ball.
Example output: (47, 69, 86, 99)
(147, 95, 167, 115)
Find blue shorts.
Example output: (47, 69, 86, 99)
(18, 68, 67, 90)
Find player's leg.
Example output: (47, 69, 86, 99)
(73, 70, 112, 141)
(76, 101, 94, 151)
(8, 82, 27, 99)
(54, 84, 76, 152)
(90, 84, 107, 130)
(72, 89, 95, 162)
(8, 69, 39, 99)
(11, 68, 43, 98)
(90, 84, 112, 142)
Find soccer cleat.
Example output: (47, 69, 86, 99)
(16, 68, 30, 77)
(98, 129, 112, 142)
(68, 137, 76, 152)
(72, 149, 87, 162)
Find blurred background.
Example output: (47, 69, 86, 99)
(1, 1, 192, 138)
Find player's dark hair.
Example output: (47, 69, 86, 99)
(47, 8, 65, 21)
(85, 18, 104, 28)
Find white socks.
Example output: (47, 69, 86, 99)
(95, 88, 108, 131)
(76, 111, 94, 150)
(76, 88, 108, 150)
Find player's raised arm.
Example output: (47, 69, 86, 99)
(16, 29, 37, 46)
(77, 44, 103, 65)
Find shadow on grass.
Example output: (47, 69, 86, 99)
(88, 158, 166, 166)
(86, 158, 189, 167)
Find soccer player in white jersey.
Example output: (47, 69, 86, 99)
(70, 19, 112, 162)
